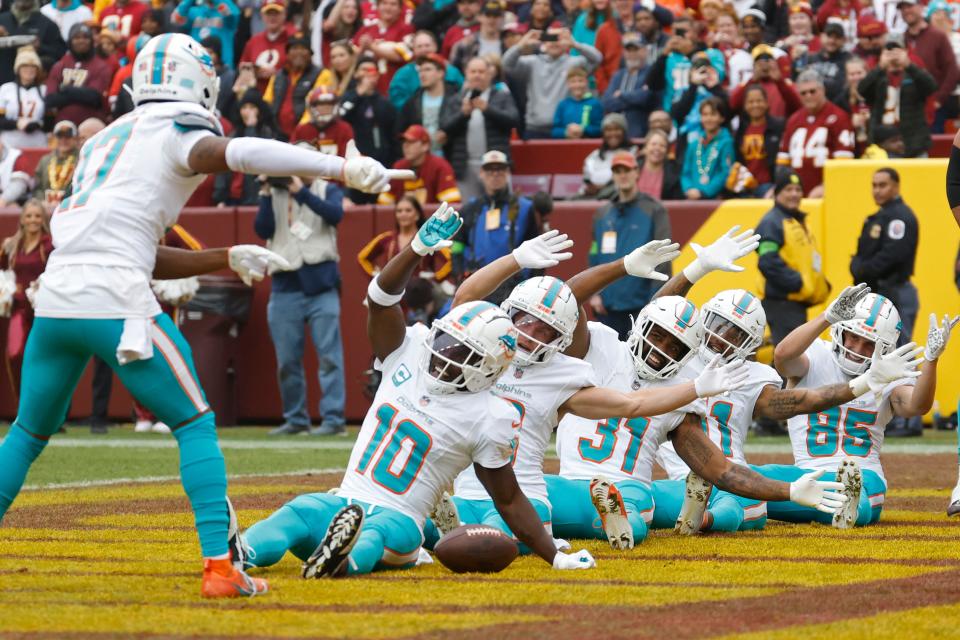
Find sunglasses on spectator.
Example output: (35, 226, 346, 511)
(798, 88, 820, 96)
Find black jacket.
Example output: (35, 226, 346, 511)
(268, 64, 323, 135)
(0, 11, 65, 85)
(439, 86, 519, 179)
(807, 49, 851, 103)
(396, 83, 458, 137)
(734, 116, 784, 186)
(858, 65, 937, 158)
(340, 88, 398, 203)
(850, 196, 919, 289)
(636, 156, 684, 201)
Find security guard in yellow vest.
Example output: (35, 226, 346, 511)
(756, 170, 830, 344)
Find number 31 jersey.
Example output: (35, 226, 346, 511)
(338, 324, 519, 532)
(787, 339, 913, 486)
(556, 322, 697, 487)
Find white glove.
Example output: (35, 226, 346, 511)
(824, 283, 871, 324)
(512, 229, 574, 269)
(151, 277, 200, 307)
(552, 549, 596, 570)
(411, 202, 463, 256)
(342, 139, 415, 193)
(24, 279, 38, 308)
(789, 469, 848, 514)
(681, 225, 760, 283)
(849, 342, 923, 397)
(623, 239, 680, 281)
(924, 313, 959, 362)
(228, 245, 291, 286)
(0, 269, 15, 318)
(693, 355, 750, 398)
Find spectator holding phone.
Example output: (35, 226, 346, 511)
(239, 0, 296, 92)
(646, 15, 698, 113)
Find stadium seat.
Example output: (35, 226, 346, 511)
(550, 174, 584, 200)
(511, 174, 551, 196)
(18, 147, 49, 176)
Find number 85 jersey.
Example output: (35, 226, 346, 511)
(787, 339, 913, 486)
(338, 324, 519, 532)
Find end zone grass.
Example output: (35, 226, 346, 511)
(2, 426, 960, 639)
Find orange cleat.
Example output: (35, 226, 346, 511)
(201, 558, 269, 598)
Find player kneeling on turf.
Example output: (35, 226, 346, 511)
(234, 204, 597, 577)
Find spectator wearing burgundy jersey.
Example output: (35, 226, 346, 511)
(0, 0, 66, 86)
(729, 44, 801, 120)
(99, 0, 149, 38)
(44, 24, 110, 126)
(441, 0, 482, 59)
(858, 40, 936, 157)
(900, 0, 960, 132)
(239, 0, 295, 92)
(734, 84, 783, 198)
(853, 16, 887, 68)
(776, 1, 819, 66)
(450, 0, 506, 72)
(379, 124, 461, 205)
(710, 12, 753, 88)
(290, 85, 354, 156)
(352, 0, 414, 93)
(815, 0, 860, 45)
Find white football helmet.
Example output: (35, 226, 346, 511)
(501, 276, 579, 367)
(830, 293, 901, 376)
(627, 296, 703, 380)
(132, 33, 220, 111)
(420, 301, 517, 395)
(698, 289, 766, 365)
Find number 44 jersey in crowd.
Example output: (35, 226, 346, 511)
(786, 339, 914, 487)
(338, 324, 519, 533)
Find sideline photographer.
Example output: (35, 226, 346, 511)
(253, 144, 346, 436)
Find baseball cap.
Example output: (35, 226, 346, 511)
(897, 0, 919, 5)
(286, 33, 311, 51)
(751, 43, 776, 60)
(691, 51, 712, 68)
(789, 2, 814, 18)
(261, 0, 285, 12)
(622, 33, 642, 49)
(857, 18, 887, 37)
(481, 150, 509, 167)
(611, 151, 638, 170)
(53, 120, 77, 137)
(885, 33, 905, 49)
(418, 52, 447, 70)
(774, 169, 803, 195)
(741, 8, 766, 25)
(400, 125, 430, 143)
(481, 0, 505, 15)
(503, 21, 527, 33)
(823, 21, 846, 37)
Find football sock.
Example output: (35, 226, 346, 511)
(244, 506, 312, 567)
(174, 413, 229, 557)
(707, 494, 744, 533)
(0, 424, 47, 520)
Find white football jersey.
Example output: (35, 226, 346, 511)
(339, 324, 519, 532)
(658, 358, 782, 480)
(36, 102, 219, 319)
(786, 339, 913, 486)
(557, 322, 699, 486)
(454, 352, 597, 506)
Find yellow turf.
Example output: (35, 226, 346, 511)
(2, 481, 959, 639)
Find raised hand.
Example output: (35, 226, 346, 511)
(693, 356, 750, 398)
(623, 239, 681, 280)
(682, 225, 760, 283)
(512, 229, 574, 269)
(411, 202, 463, 256)
(789, 469, 848, 514)
(342, 140, 415, 193)
(924, 313, 960, 362)
(228, 245, 291, 285)
(824, 283, 871, 324)
(850, 342, 923, 398)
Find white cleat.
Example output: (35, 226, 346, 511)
(152, 421, 171, 434)
(832, 458, 862, 529)
(415, 547, 434, 566)
(302, 504, 365, 579)
(429, 491, 460, 537)
(590, 476, 633, 550)
(134, 420, 153, 433)
(947, 480, 960, 517)
(675, 471, 711, 535)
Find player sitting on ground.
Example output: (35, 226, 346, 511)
(0, 33, 415, 599)
(652, 236, 924, 534)
(428, 232, 754, 552)
(544, 233, 850, 549)
(757, 286, 953, 528)
(233, 204, 600, 578)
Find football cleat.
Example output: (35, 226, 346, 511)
(302, 504, 364, 579)
(226, 498, 253, 570)
(134, 420, 153, 433)
(201, 558, 268, 598)
(833, 458, 862, 529)
(947, 479, 960, 517)
(675, 471, 712, 535)
(429, 491, 460, 537)
(590, 476, 633, 550)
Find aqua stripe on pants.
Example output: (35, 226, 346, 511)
(0, 314, 230, 557)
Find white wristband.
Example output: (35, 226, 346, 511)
(682, 259, 707, 284)
(849, 374, 870, 397)
(367, 277, 405, 307)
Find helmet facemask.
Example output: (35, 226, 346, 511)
(628, 317, 693, 380)
(698, 309, 761, 365)
(420, 327, 503, 394)
(830, 322, 891, 376)
(310, 102, 336, 127)
(506, 307, 565, 367)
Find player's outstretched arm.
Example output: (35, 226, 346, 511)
(652, 226, 760, 300)
(451, 230, 573, 306)
(670, 415, 847, 513)
(368, 203, 463, 361)
(154, 245, 290, 285)
(754, 383, 855, 420)
(559, 357, 750, 420)
(891, 314, 958, 417)
(774, 283, 872, 380)
(187, 137, 414, 194)
(476, 463, 595, 570)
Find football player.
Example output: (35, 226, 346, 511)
(0, 33, 414, 599)
(434, 232, 755, 550)
(758, 286, 953, 528)
(235, 205, 599, 577)
(545, 231, 854, 549)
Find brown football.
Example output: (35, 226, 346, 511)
(434, 525, 519, 573)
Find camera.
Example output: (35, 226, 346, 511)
(468, 88, 482, 99)
(261, 175, 292, 189)
(541, 32, 559, 42)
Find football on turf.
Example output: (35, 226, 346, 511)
(434, 525, 519, 573)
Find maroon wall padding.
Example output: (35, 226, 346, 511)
(0, 200, 719, 423)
